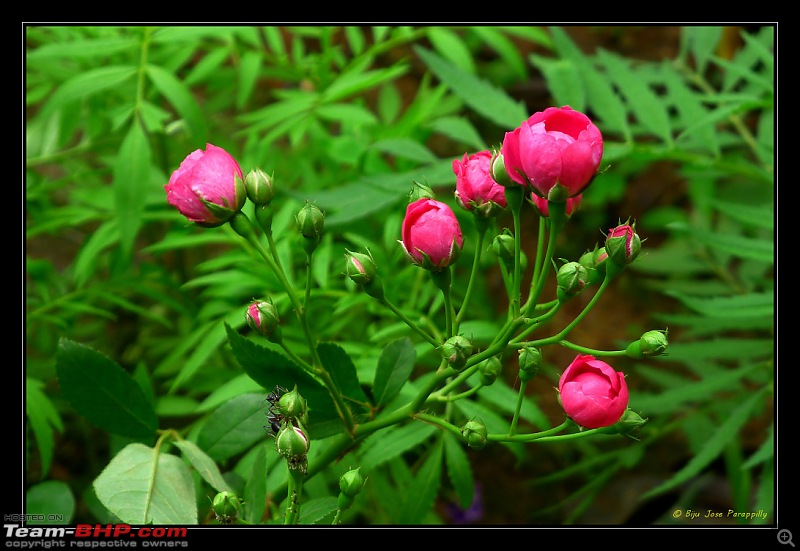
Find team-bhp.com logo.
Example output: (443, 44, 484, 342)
(5, 523, 188, 547)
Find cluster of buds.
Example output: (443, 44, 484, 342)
(268, 386, 311, 474)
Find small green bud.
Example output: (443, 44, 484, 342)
(518, 346, 542, 383)
(211, 491, 243, 525)
(275, 425, 309, 459)
(345, 249, 377, 286)
(556, 261, 589, 301)
(244, 167, 275, 205)
(296, 201, 325, 254)
(441, 335, 473, 371)
(461, 419, 488, 450)
(408, 179, 435, 202)
(277, 385, 307, 419)
(492, 231, 515, 262)
(478, 356, 503, 386)
(626, 329, 669, 358)
(598, 408, 648, 436)
(339, 467, 367, 498)
(490, 151, 514, 188)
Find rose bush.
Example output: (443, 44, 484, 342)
(558, 354, 629, 429)
(164, 143, 246, 227)
(501, 105, 603, 200)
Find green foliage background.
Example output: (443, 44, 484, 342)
(25, 25, 774, 525)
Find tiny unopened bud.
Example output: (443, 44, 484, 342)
(492, 231, 515, 262)
(479, 356, 503, 386)
(598, 409, 648, 436)
(626, 329, 669, 358)
(244, 167, 275, 205)
(296, 202, 325, 253)
(518, 346, 542, 382)
(345, 250, 377, 286)
(339, 467, 367, 498)
(277, 385, 307, 419)
(441, 335, 473, 371)
(556, 261, 590, 301)
(579, 245, 609, 285)
(408, 179, 435, 202)
(461, 419, 488, 450)
(211, 491, 243, 525)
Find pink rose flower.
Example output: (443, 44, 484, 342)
(501, 106, 603, 199)
(605, 222, 642, 265)
(531, 193, 583, 218)
(165, 143, 246, 227)
(401, 198, 463, 270)
(452, 151, 507, 217)
(558, 354, 629, 429)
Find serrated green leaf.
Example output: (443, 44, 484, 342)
(38, 65, 137, 120)
(300, 496, 339, 525)
(322, 64, 409, 104)
(93, 443, 197, 524)
(414, 45, 528, 129)
(237, 50, 261, 109)
(471, 27, 527, 80)
(683, 26, 723, 74)
(427, 116, 486, 151)
(317, 342, 370, 406)
(373, 338, 416, 407)
(444, 432, 474, 509)
(173, 439, 233, 493)
(26, 481, 75, 525)
(664, 65, 719, 155)
(55, 339, 158, 439)
(244, 443, 268, 523)
(359, 422, 437, 471)
(370, 138, 439, 164)
(114, 121, 151, 263)
(398, 438, 443, 524)
(641, 388, 766, 499)
(145, 63, 206, 138)
(196, 393, 267, 462)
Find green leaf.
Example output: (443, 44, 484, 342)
(236, 50, 262, 109)
(38, 65, 137, 120)
(710, 198, 774, 231)
(359, 422, 437, 471)
(641, 388, 766, 499)
(428, 27, 475, 74)
(173, 439, 233, 493)
(373, 338, 416, 407)
(244, 443, 268, 524)
(145, 63, 206, 139)
(113, 121, 151, 263)
(93, 443, 198, 524)
(196, 393, 267, 462)
(27, 37, 138, 61)
(55, 338, 158, 439)
(471, 27, 527, 81)
(299, 496, 339, 525)
(322, 64, 409, 104)
(682, 26, 723, 73)
(414, 45, 528, 129)
(444, 432, 474, 509)
(26, 481, 75, 525)
(26, 378, 63, 477)
(742, 422, 773, 470)
(316, 103, 379, 126)
(317, 342, 370, 406)
(427, 116, 486, 151)
(597, 49, 672, 145)
(668, 222, 774, 263)
(370, 138, 439, 164)
(224, 326, 340, 436)
(665, 290, 774, 318)
(530, 56, 585, 110)
(73, 219, 119, 288)
(397, 438, 443, 524)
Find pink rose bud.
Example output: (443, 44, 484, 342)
(245, 299, 282, 343)
(400, 198, 464, 271)
(605, 222, 642, 266)
(531, 193, 582, 218)
(501, 106, 603, 200)
(452, 151, 507, 217)
(164, 143, 246, 227)
(558, 354, 629, 429)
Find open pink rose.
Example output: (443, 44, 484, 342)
(401, 198, 463, 270)
(452, 151, 507, 217)
(501, 106, 603, 200)
(165, 143, 246, 227)
(558, 354, 629, 429)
